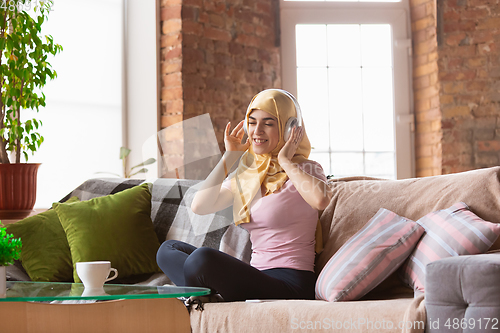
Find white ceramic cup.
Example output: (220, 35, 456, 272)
(76, 261, 118, 290)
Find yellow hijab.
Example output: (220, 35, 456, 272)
(230, 89, 323, 253)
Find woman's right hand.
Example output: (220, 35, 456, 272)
(224, 120, 251, 152)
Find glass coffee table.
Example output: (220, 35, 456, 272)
(0, 281, 211, 333)
(2, 281, 210, 302)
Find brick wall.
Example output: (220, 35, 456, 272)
(437, 0, 500, 174)
(413, 0, 500, 176)
(411, 0, 442, 177)
(159, 0, 281, 179)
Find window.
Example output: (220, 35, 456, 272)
(281, 1, 414, 179)
(24, 0, 124, 208)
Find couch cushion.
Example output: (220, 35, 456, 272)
(400, 202, 500, 292)
(190, 298, 422, 333)
(317, 167, 500, 274)
(316, 208, 424, 302)
(53, 183, 161, 283)
(425, 253, 500, 333)
(6, 196, 80, 282)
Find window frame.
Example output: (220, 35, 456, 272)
(280, 0, 415, 179)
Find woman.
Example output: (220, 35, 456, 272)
(156, 89, 331, 302)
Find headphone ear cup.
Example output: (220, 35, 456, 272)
(243, 118, 248, 135)
(283, 117, 297, 142)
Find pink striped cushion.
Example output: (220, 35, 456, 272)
(315, 208, 424, 302)
(400, 202, 500, 292)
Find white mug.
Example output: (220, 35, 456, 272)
(76, 261, 118, 290)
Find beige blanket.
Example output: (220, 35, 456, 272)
(190, 296, 426, 333)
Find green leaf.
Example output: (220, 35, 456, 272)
(130, 168, 148, 177)
(119, 147, 131, 159)
(131, 158, 156, 170)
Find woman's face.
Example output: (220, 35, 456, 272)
(248, 109, 280, 155)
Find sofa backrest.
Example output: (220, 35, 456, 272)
(317, 166, 500, 273)
(62, 177, 252, 264)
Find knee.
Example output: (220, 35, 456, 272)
(184, 247, 219, 276)
(156, 240, 177, 267)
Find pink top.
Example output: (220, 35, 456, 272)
(223, 160, 327, 272)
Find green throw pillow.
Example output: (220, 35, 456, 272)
(6, 196, 80, 282)
(52, 183, 161, 283)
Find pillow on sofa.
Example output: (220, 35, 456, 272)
(317, 167, 500, 275)
(400, 202, 500, 292)
(53, 183, 161, 283)
(315, 208, 424, 302)
(6, 196, 80, 282)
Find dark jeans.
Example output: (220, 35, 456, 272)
(156, 239, 316, 302)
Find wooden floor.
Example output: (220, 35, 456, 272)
(0, 298, 191, 333)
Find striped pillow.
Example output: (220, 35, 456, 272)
(315, 208, 424, 302)
(400, 202, 500, 292)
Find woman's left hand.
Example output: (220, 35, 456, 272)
(278, 126, 304, 164)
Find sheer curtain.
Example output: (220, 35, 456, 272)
(22, 0, 124, 208)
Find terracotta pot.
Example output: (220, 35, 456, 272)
(0, 163, 41, 219)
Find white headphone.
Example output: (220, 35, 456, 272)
(243, 89, 303, 142)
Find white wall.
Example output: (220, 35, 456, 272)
(125, 0, 159, 180)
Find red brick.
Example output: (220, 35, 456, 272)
(163, 72, 182, 88)
(466, 81, 489, 92)
(199, 12, 209, 24)
(161, 87, 183, 101)
(460, 20, 476, 32)
(447, 57, 463, 69)
(445, 32, 467, 46)
(164, 46, 182, 61)
(165, 99, 184, 114)
(461, 8, 489, 20)
(183, 48, 204, 63)
(163, 20, 182, 35)
(440, 45, 476, 57)
(255, 24, 270, 38)
(473, 104, 498, 117)
(183, 0, 202, 6)
(204, 27, 232, 42)
(477, 18, 500, 30)
(209, 14, 225, 28)
(411, 4, 427, 21)
(182, 6, 199, 21)
(478, 43, 496, 55)
(241, 22, 255, 34)
(161, 33, 182, 48)
(439, 70, 476, 81)
(256, 2, 271, 15)
(162, 60, 182, 75)
(183, 21, 203, 35)
(443, 10, 460, 21)
(161, 5, 181, 21)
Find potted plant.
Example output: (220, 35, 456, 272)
(0, 223, 22, 298)
(0, 1, 62, 218)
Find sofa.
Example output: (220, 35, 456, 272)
(6, 166, 500, 333)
